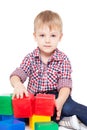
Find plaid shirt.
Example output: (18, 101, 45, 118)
(10, 47, 72, 94)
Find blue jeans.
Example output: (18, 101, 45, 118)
(45, 89, 87, 126)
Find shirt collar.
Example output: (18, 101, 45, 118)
(33, 47, 63, 61)
(51, 48, 63, 61)
(33, 47, 40, 58)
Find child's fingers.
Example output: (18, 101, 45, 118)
(19, 90, 29, 98)
(56, 110, 61, 120)
(12, 87, 29, 99)
(12, 92, 20, 99)
(12, 93, 15, 99)
(20, 93, 24, 99)
(12, 93, 19, 99)
(24, 89, 29, 97)
(16, 93, 20, 99)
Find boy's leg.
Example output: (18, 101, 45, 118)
(61, 96, 87, 126)
(45, 89, 87, 126)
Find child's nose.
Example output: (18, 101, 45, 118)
(45, 36, 50, 42)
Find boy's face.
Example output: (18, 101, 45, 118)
(34, 25, 63, 56)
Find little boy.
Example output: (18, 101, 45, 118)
(10, 10, 87, 129)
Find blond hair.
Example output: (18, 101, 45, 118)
(34, 10, 63, 33)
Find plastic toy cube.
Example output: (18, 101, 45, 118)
(0, 115, 2, 121)
(0, 119, 25, 130)
(1, 115, 27, 122)
(35, 121, 59, 130)
(1, 115, 15, 120)
(34, 94, 55, 116)
(29, 115, 51, 130)
(12, 94, 35, 118)
(0, 93, 13, 115)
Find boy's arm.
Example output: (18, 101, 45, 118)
(10, 75, 29, 99)
(55, 87, 71, 120)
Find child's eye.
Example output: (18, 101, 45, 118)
(51, 34, 56, 37)
(39, 34, 45, 37)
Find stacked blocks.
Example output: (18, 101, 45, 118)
(12, 94, 35, 118)
(29, 115, 51, 130)
(0, 93, 58, 130)
(0, 119, 25, 130)
(34, 94, 55, 116)
(35, 121, 58, 130)
(29, 94, 55, 130)
(0, 94, 13, 115)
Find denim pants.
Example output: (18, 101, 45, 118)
(45, 89, 87, 126)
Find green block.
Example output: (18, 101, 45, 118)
(0, 94, 13, 115)
(35, 121, 59, 130)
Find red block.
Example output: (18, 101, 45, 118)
(34, 94, 55, 116)
(12, 94, 35, 118)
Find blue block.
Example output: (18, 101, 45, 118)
(1, 115, 28, 123)
(0, 119, 25, 130)
(0, 115, 2, 120)
(2, 115, 15, 120)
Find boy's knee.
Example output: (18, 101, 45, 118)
(62, 104, 72, 116)
(62, 97, 75, 116)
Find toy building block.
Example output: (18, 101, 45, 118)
(1, 115, 15, 121)
(34, 94, 55, 116)
(0, 119, 25, 130)
(0, 115, 2, 121)
(0, 93, 13, 115)
(1, 115, 27, 122)
(35, 121, 59, 130)
(12, 94, 35, 118)
(29, 115, 51, 130)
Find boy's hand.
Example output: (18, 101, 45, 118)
(12, 85, 29, 99)
(55, 98, 63, 120)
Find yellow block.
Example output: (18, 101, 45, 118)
(29, 115, 51, 130)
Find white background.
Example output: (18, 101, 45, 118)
(0, 0, 87, 105)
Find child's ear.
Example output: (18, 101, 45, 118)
(33, 32, 37, 41)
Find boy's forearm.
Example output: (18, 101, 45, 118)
(57, 87, 71, 107)
(10, 76, 22, 88)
